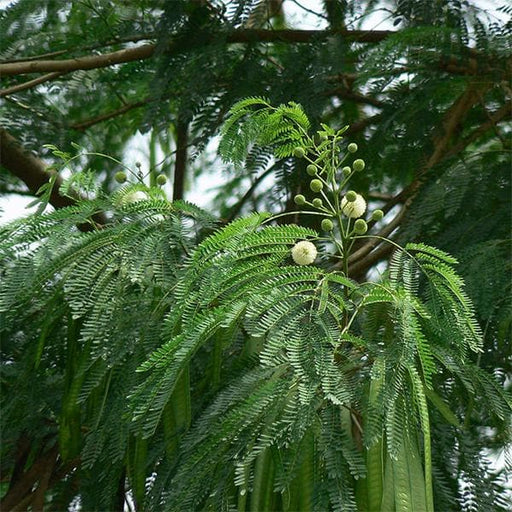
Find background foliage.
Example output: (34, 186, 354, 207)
(0, 1, 511, 510)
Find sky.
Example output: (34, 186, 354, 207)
(0, 0, 508, 223)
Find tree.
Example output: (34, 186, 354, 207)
(1, 1, 511, 511)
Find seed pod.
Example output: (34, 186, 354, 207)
(342, 166, 351, 177)
(372, 209, 384, 221)
(312, 198, 323, 208)
(347, 143, 358, 153)
(294, 194, 306, 206)
(345, 190, 357, 202)
(156, 174, 167, 185)
(310, 179, 323, 193)
(293, 147, 306, 158)
(306, 164, 317, 176)
(354, 219, 368, 234)
(114, 171, 127, 183)
(321, 218, 334, 231)
(353, 159, 365, 172)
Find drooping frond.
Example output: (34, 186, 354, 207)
(219, 97, 311, 165)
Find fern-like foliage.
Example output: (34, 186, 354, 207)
(0, 191, 215, 510)
(122, 204, 509, 510)
(219, 97, 311, 164)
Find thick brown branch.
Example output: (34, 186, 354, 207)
(0, 128, 107, 228)
(0, 44, 156, 76)
(0, 72, 64, 97)
(1, 34, 155, 64)
(0, 29, 393, 77)
(345, 114, 383, 135)
(341, 80, 495, 276)
(325, 88, 384, 108)
(444, 100, 512, 159)
(381, 80, 495, 215)
(227, 28, 393, 44)
(348, 241, 394, 279)
(0, 445, 58, 512)
(30, 447, 57, 512)
(347, 206, 407, 265)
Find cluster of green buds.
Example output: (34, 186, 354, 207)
(290, 125, 384, 268)
(113, 163, 170, 208)
(114, 164, 167, 187)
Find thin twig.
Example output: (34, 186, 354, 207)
(71, 99, 151, 131)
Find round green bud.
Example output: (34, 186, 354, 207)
(310, 179, 323, 193)
(371, 209, 384, 221)
(156, 174, 167, 185)
(347, 142, 358, 153)
(345, 190, 357, 202)
(293, 147, 306, 158)
(312, 198, 323, 208)
(294, 194, 306, 206)
(321, 218, 334, 231)
(354, 219, 368, 234)
(353, 159, 365, 172)
(306, 164, 317, 176)
(114, 171, 127, 184)
(342, 166, 352, 177)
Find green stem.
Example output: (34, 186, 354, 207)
(297, 430, 314, 511)
(212, 331, 223, 390)
(261, 210, 330, 225)
(366, 375, 384, 511)
(423, 421, 434, 512)
(149, 131, 157, 187)
(163, 365, 191, 458)
(250, 448, 275, 512)
(237, 466, 249, 512)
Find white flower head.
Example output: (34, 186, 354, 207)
(123, 190, 148, 204)
(341, 194, 366, 218)
(291, 240, 317, 265)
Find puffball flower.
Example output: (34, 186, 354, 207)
(341, 194, 366, 218)
(291, 241, 317, 266)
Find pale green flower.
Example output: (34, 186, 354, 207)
(123, 191, 148, 204)
(291, 241, 317, 265)
(341, 193, 366, 218)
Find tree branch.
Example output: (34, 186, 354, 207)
(1, 34, 155, 64)
(444, 100, 512, 159)
(341, 80, 495, 276)
(226, 163, 278, 222)
(0, 29, 393, 77)
(0, 128, 107, 229)
(0, 445, 59, 512)
(71, 99, 151, 131)
(347, 205, 407, 265)
(0, 72, 65, 97)
(348, 240, 394, 279)
(324, 88, 384, 108)
(0, 44, 156, 76)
